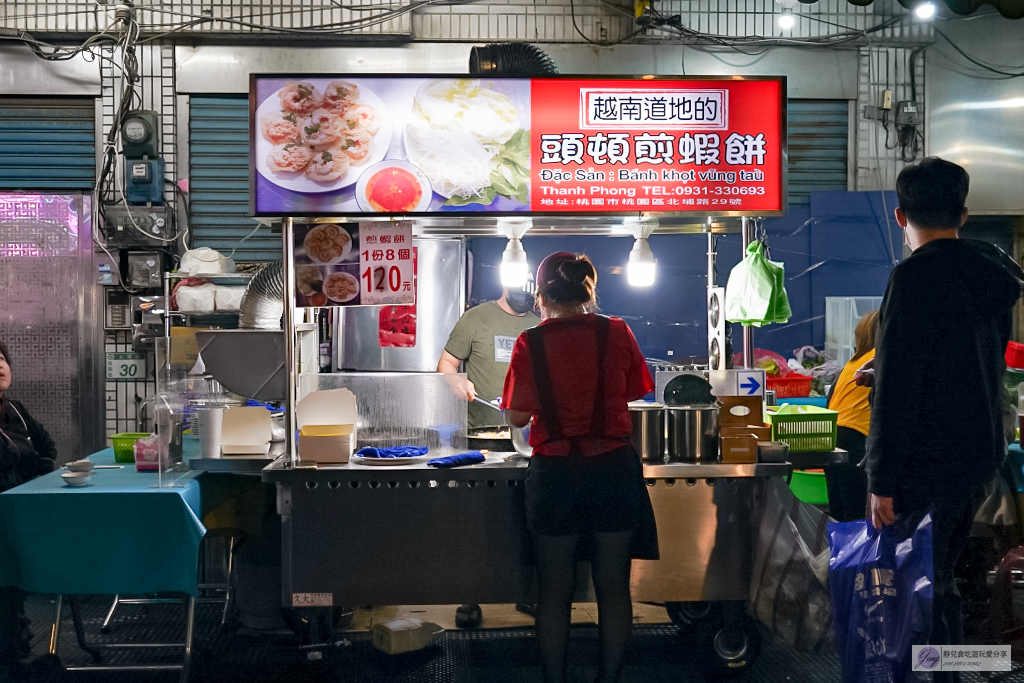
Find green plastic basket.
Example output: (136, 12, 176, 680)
(789, 469, 829, 505)
(111, 432, 150, 463)
(766, 405, 838, 452)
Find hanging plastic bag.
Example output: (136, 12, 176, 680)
(726, 241, 791, 327)
(750, 478, 834, 652)
(766, 255, 792, 324)
(725, 241, 775, 326)
(828, 514, 934, 683)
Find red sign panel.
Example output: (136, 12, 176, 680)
(529, 78, 784, 214)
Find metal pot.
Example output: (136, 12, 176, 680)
(628, 401, 666, 462)
(666, 405, 719, 462)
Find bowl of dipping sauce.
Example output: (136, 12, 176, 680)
(66, 460, 95, 473)
(355, 161, 432, 214)
(61, 471, 94, 487)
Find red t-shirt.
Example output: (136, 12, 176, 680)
(501, 314, 654, 457)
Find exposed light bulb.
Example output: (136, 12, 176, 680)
(627, 238, 657, 287)
(778, 10, 795, 29)
(914, 1, 936, 19)
(500, 238, 529, 288)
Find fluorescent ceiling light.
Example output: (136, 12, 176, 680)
(500, 238, 529, 288)
(627, 238, 657, 287)
(914, 2, 936, 19)
(623, 217, 658, 288)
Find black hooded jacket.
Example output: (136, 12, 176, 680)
(0, 398, 57, 493)
(865, 238, 1024, 498)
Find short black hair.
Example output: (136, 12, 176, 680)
(0, 340, 9, 366)
(895, 157, 970, 229)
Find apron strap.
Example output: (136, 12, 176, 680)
(527, 315, 615, 448)
(527, 326, 564, 441)
(587, 315, 612, 439)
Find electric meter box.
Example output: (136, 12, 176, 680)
(127, 251, 164, 289)
(121, 110, 161, 158)
(103, 205, 172, 248)
(124, 158, 165, 205)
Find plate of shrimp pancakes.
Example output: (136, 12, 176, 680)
(256, 80, 390, 192)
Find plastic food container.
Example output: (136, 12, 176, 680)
(111, 432, 151, 463)
(789, 469, 829, 505)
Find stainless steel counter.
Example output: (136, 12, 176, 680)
(259, 451, 823, 608)
(260, 454, 795, 483)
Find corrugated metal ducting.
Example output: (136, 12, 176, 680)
(189, 95, 277, 262)
(188, 95, 849, 234)
(0, 99, 95, 190)
(788, 99, 849, 206)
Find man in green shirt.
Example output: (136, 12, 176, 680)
(437, 280, 538, 629)
(438, 283, 539, 429)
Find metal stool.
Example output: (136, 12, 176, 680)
(100, 528, 244, 634)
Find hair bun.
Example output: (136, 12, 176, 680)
(558, 258, 595, 286)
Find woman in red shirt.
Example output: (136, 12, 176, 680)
(502, 252, 657, 683)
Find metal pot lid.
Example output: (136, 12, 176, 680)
(663, 373, 715, 406)
(628, 401, 665, 410)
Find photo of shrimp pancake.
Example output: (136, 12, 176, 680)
(303, 224, 352, 264)
(324, 271, 359, 303)
(255, 80, 391, 194)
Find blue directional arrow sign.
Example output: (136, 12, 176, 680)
(736, 370, 765, 397)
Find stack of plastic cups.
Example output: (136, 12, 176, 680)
(198, 407, 224, 459)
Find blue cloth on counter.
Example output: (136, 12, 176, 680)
(356, 446, 429, 459)
(428, 452, 486, 468)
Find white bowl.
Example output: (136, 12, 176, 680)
(66, 460, 94, 473)
(61, 471, 93, 487)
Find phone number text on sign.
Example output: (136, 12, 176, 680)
(358, 221, 415, 306)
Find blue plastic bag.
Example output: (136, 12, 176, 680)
(828, 514, 933, 683)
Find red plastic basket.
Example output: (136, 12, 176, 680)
(766, 375, 812, 398)
(1007, 341, 1024, 370)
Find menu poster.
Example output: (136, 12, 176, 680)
(293, 221, 416, 308)
(250, 75, 786, 217)
(358, 221, 415, 305)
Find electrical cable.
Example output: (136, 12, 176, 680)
(228, 223, 266, 260)
(933, 26, 1024, 77)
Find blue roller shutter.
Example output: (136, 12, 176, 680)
(189, 95, 278, 262)
(0, 99, 95, 190)
(788, 100, 849, 206)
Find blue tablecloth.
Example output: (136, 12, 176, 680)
(0, 448, 206, 596)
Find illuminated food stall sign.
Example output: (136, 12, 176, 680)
(250, 75, 786, 217)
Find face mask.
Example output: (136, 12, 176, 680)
(506, 291, 535, 314)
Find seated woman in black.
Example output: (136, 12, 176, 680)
(0, 340, 57, 676)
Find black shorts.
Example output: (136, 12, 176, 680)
(525, 446, 644, 536)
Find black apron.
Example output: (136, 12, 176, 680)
(525, 315, 659, 560)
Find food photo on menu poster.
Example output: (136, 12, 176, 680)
(293, 221, 416, 308)
(250, 75, 785, 217)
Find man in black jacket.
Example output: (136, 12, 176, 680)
(865, 158, 1024, 680)
(0, 340, 58, 679)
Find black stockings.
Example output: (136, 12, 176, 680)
(533, 531, 634, 683)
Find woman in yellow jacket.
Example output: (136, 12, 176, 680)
(825, 310, 879, 521)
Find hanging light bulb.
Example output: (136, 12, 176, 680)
(500, 237, 530, 288)
(778, 9, 795, 29)
(497, 217, 532, 289)
(914, 1, 936, 19)
(627, 238, 657, 287)
(623, 216, 658, 288)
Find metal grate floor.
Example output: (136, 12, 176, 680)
(20, 594, 1024, 683)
